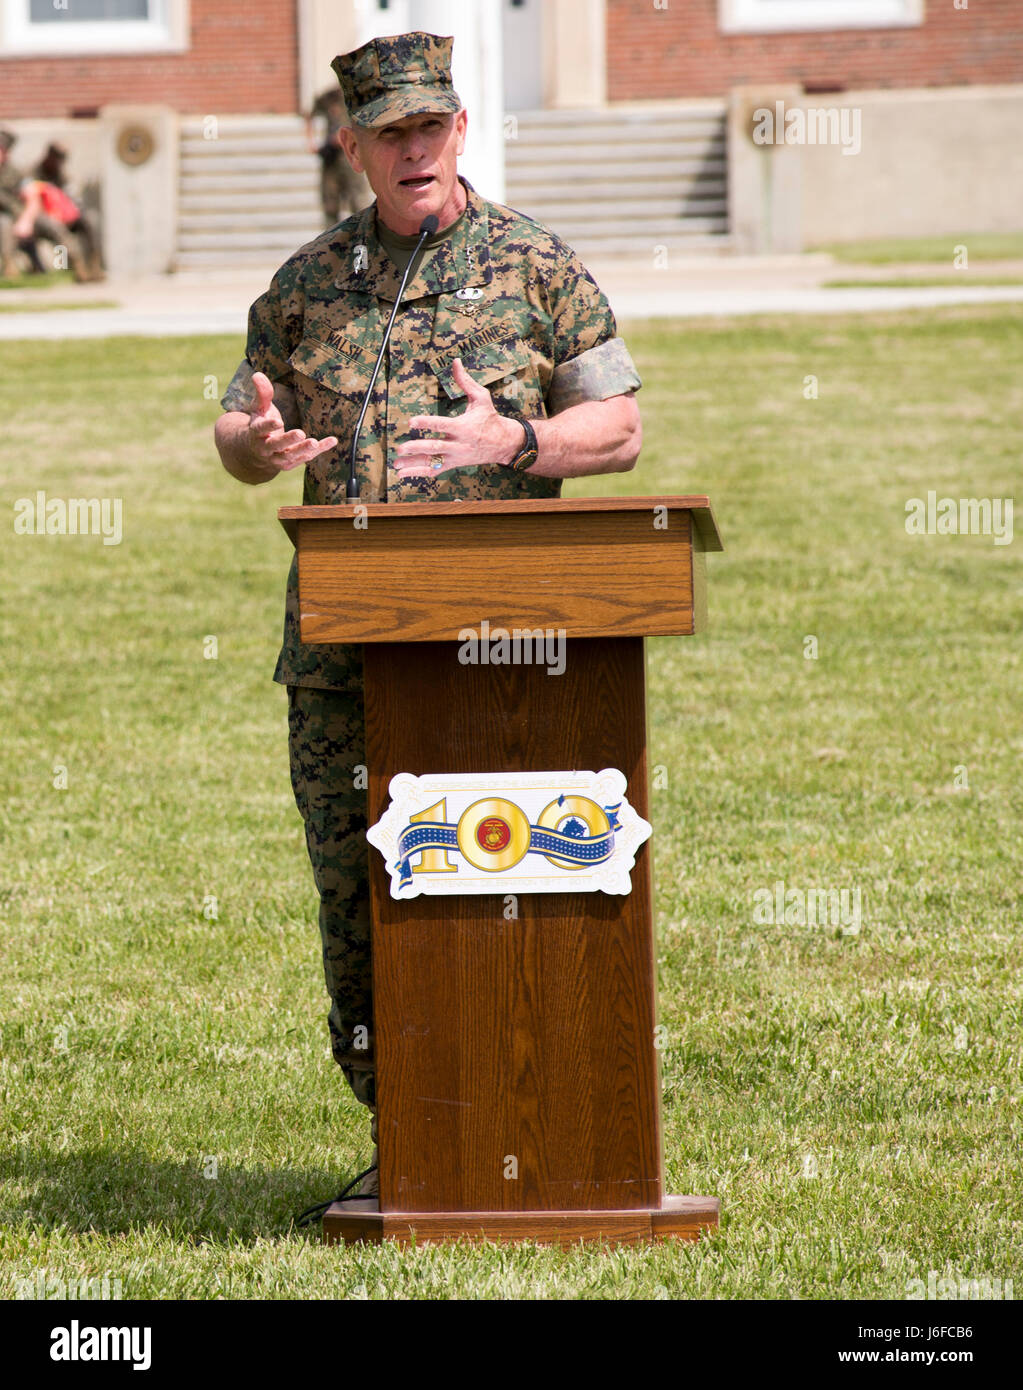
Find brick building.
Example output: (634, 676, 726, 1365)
(0, 1, 298, 118)
(3, 2, 1020, 115)
(1, 0, 1020, 266)
(606, 0, 1023, 101)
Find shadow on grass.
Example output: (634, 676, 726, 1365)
(0, 1145, 359, 1244)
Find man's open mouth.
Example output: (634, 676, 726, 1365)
(399, 175, 434, 190)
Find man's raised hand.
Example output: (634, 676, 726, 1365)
(246, 371, 338, 473)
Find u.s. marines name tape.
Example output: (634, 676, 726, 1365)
(367, 769, 652, 898)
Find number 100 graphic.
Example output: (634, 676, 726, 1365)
(367, 769, 652, 899)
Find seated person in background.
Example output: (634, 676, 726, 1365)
(32, 142, 104, 281)
(0, 130, 103, 282)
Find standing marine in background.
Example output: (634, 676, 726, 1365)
(305, 86, 370, 226)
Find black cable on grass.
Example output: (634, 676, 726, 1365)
(295, 1162, 378, 1229)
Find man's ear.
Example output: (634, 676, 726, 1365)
(338, 126, 365, 174)
(455, 108, 468, 157)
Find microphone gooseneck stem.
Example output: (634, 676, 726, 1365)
(346, 214, 440, 502)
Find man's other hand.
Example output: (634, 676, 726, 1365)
(394, 359, 521, 478)
(392, 357, 641, 482)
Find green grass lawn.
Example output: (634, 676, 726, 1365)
(814, 233, 1023, 265)
(0, 299, 119, 314)
(1, 307, 1020, 1300)
(822, 277, 1023, 290)
(0, 270, 76, 292)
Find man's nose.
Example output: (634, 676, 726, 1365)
(402, 133, 427, 161)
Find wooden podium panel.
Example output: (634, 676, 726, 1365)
(365, 637, 661, 1214)
(280, 495, 721, 645)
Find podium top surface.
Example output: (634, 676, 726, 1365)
(279, 494, 723, 553)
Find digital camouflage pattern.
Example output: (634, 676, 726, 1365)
(330, 31, 462, 129)
(287, 682, 376, 1111)
(220, 179, 642, 691)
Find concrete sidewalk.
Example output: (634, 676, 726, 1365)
(2, 254, 1022, 339)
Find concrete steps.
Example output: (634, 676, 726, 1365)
(174, 107, 732, 268)
(175, 116, 325, 269)
(504, 105, 731, 258)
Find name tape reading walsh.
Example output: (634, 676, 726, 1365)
(367, 770, 652, 899)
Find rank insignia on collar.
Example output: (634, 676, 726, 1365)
(353, 244, 368, 273)
(455, 287, 484, 300)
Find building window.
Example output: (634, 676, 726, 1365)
(1, 0, 190, 54)
(29, 0, 150, 20)
(719, 0, 925, 33)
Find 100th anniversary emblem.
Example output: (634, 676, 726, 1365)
(367, 769, 652, 898)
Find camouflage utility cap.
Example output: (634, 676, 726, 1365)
(331, 31, 461, 129)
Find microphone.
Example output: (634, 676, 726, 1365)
(346, 214, 440, 502)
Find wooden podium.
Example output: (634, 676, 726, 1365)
(279, 496, 723, 1247)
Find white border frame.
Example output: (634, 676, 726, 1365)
(1, 0, 190, 55)
(719, 0, 925, 34)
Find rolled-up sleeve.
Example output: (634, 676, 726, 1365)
(548, 336, 642, 414)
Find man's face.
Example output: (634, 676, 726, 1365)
(340, 109, 467, 237)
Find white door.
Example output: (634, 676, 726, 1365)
(502, 0, 543, 111)
(355, 0, 506, 202)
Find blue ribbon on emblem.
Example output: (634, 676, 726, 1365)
(395, 803, 622, 890)
(396, 822, 459, 888)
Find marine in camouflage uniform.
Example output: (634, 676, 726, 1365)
(0, 130, 31, 276)
(306, 87, 369, 226)
(219, 32, 642, 1139)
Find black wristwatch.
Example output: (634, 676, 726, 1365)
(508, 417, 538, 472)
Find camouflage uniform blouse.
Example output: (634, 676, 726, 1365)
(220, 179, 642, 691)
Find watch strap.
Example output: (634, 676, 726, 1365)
(509, 417, 538, 471)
